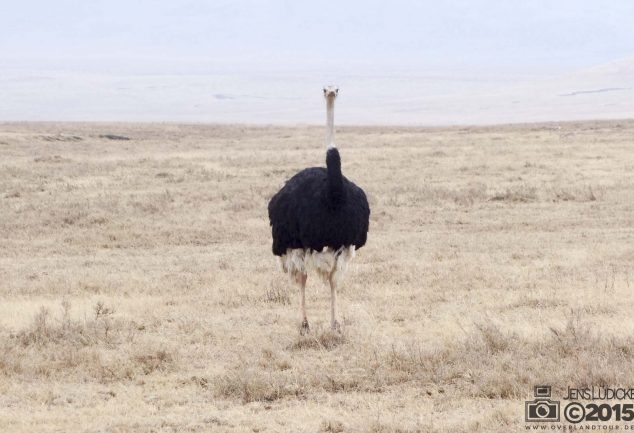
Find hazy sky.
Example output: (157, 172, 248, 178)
(1, 1, 633, 123)
(1, 0, 633, 74)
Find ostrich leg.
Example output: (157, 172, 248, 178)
(297, 272, 309, 334)
(329, 274, 340, 331)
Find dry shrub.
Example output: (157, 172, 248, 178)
(215, 348, 307, 403)
(551, 185, 600, 202)
(289, 328, 348, 351)
(215, 368, 307, 403)
(380, 315, 634, 399)
(472, 322, 513, 354)
(133, 349, 174, 375)
(215, 336, 362, 404)
(257, 348, 291, 371)
(16, 302, 116, 348)
(0, 302, 175, 382)
(216, 315, 634, 404)
(490, 185, 537, 202)
(319, 420, 345, 433)
(215, 363, 367, 404)
(368, 423, 426, 433)
(490, 183, 602, 203)
(262, 285, 291, 305)
(313, 371, 365, 393)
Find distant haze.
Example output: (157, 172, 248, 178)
(1, 0, 633, 124)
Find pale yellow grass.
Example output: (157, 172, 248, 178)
(0, 120, 633, 432)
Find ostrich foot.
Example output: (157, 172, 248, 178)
(300, 319, 310, 335)
(331, 320, 341, 333)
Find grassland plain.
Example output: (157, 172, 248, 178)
(0, 120, 633, 432)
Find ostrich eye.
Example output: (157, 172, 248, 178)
(335, 89, 339, 94)
(323, 88, 327, 94)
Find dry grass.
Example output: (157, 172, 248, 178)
(1, 301, 175, 382)
(0, 120, 633, 432)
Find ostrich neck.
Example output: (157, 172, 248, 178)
(326, 97, 335, 148)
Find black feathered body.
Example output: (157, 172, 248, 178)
(268, 148, 370, 256)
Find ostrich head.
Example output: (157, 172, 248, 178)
(323, 86, 339, 100)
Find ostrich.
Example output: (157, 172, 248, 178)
(268, 86, 370, 333)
